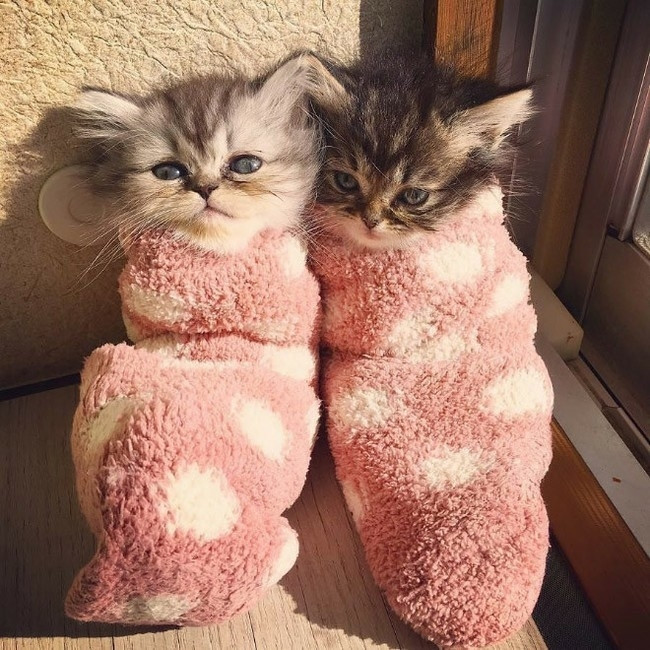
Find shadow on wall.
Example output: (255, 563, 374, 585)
(1, 105, 126, 389)
(359, 0, 424, 60)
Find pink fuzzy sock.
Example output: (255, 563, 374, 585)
(310, 188, 553, 648)
(66, 228, 321, 625)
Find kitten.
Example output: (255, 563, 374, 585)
(306, 52, 550, 646)
(308, 50, 532, 250)
(71, 55, 323, 252)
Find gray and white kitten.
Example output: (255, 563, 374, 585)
(308, 51, 532, 250)
(72, 55, 323, 252)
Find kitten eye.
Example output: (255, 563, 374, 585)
(152, 162, 189, 181)
(229, 155, 262, 174)
(334, 171, 359, 192)
(399, 188, 429, 206)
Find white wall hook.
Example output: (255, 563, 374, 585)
(38, 165, 112, 246)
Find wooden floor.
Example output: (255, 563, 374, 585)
(0, 386, 546, 650)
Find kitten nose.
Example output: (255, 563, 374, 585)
(363, 214, 381, 230)
(194, 185, 218, 200)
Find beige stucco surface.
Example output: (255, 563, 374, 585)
(0, 0, 422, 388)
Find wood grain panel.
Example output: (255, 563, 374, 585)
(422, 0, 439, 57)
(543, 419, 650, 650)
(0, 385, 544, 649)
(431, 0, 503, 78)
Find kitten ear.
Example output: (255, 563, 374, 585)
(257, 52, 347, 118)
(452, 87, 533, 149)
(72, 88, 142, 140)
(256, 54, 313, 115)
(300, 54, 350, 108)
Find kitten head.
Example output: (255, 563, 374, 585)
(72, 55, 320, 251)
(309, 52, 532, 250)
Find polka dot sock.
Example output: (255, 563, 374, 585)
(311, 187, 553, 648)
(65, 228, 321, 625)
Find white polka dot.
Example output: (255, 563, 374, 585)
(262, 345, 315, 381)
(236, 399, 287, 461)
(279, 237, 307, 278)
(486, 273, 529, 317)
(75, 397, 138, 535)
(340, 479, 366, 525)
(122, 312, 144, 342)
(421, 446, 496, 489)
(264, 527, 299, 587)
(427, 331, 475, 362)
(386, 308, 439, 355)
(322, 293, 348, 334)
(123, 594, 196, 623)
(246, 319, 296, 343)
(306, 399, 321, 446)
(418, 242, 483, 284)
(79, 398, 137, 467)
(124, 284, 189, 326)
(329, 387, 393, 430)
(159, 464, 240, 540)
(386, 311, 477, 362)
(481, 368, 552, 418)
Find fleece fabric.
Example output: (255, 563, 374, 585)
(311, 187, 553, 648)
(66, 228, 321, 625)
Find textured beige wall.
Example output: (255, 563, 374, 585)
(0, 0, 422, 388)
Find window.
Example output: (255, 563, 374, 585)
(561, 0, 650, 453)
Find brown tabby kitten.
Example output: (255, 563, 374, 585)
(308, 51, 532, 249)
(71, 55, 324, 252)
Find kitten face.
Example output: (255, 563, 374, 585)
(310, 53, 532, 250)
(73, 56, 320, 251)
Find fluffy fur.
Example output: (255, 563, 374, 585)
(307, 52, 550, 646)
(310, 188, 552, 647)
(72, 55, 321, 252)
(66, 55, 325, 625)
(66, 227, 321, 624)
(308, 51, 531, 249)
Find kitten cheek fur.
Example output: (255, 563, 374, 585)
(69, 55, 320, 251)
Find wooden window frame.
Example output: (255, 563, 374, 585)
(424, 2, 650, 647)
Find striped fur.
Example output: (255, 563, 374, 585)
(308, 51, 532, 250)
(71, 55, 320, 251)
